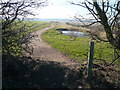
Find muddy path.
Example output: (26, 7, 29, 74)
(3, 26, 119, 89)
(28, 26, 80, 70)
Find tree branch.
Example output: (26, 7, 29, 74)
(68, 1, 86, 8)
(94, 56, 120, 66)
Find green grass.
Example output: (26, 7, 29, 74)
(23, 21, 50, 32)
(42, 26, 119, 64)
(2, 20, 51, 56)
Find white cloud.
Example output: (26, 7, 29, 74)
(27, 0, 90, 19)
(33, 5, 76, 19)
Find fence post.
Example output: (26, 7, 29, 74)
(87, 41, 94, 80)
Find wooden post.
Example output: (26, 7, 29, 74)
(87, 41, 94, 80)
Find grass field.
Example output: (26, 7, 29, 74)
(42, 26, 119, 64)
(2, 20, 51, 56)
(23, 20, 50, 32)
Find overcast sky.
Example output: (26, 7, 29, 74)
(32, 0, 119, 19)
(3, 0, 118, 19)
(33, 0, 87, 19)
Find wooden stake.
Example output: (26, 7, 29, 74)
(87, 41, 94, 80)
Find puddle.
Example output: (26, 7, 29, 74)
(62, 31, 89, 37)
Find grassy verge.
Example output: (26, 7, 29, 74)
(23, 21, 51, 33)
(2, 20, 50, 56)
(42, 26, 119, 64)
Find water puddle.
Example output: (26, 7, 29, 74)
(62, 31, 89, 37)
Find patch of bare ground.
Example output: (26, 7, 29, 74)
(3, 55, 120, 89)
(2, 27, 120, 89)
(27, 26, 80, 70)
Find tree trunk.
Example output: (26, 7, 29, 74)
(104, 24, 115, 48)
(93, 1, 120, 49)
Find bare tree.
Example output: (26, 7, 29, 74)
(1, 0, 47, 29)
(0, 0, 47, 55)
(69, 0, 120, 64)
(69, 0, 120, 49)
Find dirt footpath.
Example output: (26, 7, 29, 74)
(3, 27, 119, 89)
(29, 26, 80, 70)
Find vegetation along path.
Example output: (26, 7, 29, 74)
(29, 26, 80, 70)
(20, 26, 119, 88)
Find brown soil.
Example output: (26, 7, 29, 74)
(3, 27, 120, 89)
(28, 26, 80, 70)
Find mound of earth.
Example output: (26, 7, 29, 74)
(3, 55, 120, 89)
(2, 27, 120, 89)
